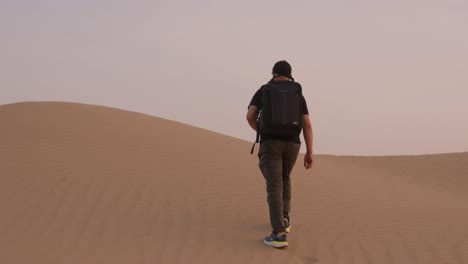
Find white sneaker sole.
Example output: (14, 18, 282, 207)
(264, 240, 289, 248)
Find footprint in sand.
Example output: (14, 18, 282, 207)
(295, 256, 320, 264)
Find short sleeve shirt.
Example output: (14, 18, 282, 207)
(248, 81, 309, 144)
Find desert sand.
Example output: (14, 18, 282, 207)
(1, 102, 467, 264)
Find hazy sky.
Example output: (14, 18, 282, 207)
(1, 0, 467, 155)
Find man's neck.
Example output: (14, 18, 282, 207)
(273, 76, 290, 81)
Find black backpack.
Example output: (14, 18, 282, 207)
(250, 77, 303, 154)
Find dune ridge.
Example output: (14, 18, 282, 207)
(1, 102, 467, 264)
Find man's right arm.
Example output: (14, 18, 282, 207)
(246, 105, 259, 131)
(303, 114, 314, 169)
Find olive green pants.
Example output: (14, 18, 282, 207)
(258, 140, 300, 233)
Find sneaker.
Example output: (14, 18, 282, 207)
(284, 219, 291, 233)
(263, 232, 288, 248)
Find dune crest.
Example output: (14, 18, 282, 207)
(1, 102, 467, 264)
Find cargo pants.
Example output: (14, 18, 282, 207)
(258, 140, 301, 233)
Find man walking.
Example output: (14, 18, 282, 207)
(246, 60, 313, 248)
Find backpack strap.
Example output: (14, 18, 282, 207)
(250, 115, 261, 155)
(250, 131, 259, 154)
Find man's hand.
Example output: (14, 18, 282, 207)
(304, 152, 313, 169)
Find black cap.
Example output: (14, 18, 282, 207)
(272, 60, 292, 77)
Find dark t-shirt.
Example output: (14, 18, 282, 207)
(248, 81, 309, 144)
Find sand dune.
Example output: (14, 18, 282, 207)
(1, 102, 467, 264)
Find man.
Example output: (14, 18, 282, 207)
(246, 60, 313, 248)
